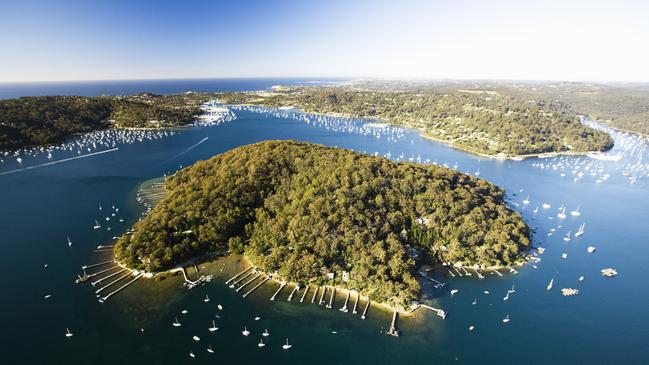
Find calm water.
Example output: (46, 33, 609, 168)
(1, 81, 648, 364)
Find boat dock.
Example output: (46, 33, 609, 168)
(311, 286, 319, 303)
(287, 284, 300, 301)
(243, 276, 269, 298)
(326, 287, 335, 309)
(300, 285, 309, 302)
(340, 290, 350, 312)
(225, 266, 253, 285)
(318, 286, 326, 305)
(100, 273, 143, 302)
(95, 271, 133, 294)
(75, 265, 120, 283)
(91, 268, 128, 286)
(352, 291, 359, 314)
(386, 309, 399, 337)
(410, 304, 447, 319)
(82, 260, 114, 270)
(230, 268, 256, 288)
(270, 282, 286, 301)
(236, 273, 262, 292)
(491, 269, 503, 277)
(361, 299, 370, 319)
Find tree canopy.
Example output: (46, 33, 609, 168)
(217, 87, 614, 156)
(115, 140, 530, 307)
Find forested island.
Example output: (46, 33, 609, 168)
(217, 86, 614, 157)
(0, 93, 208, 150)
(115, 141, 530, 307)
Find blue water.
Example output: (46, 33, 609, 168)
(0, 83, 648, 364)
(0, 78, 346, 99)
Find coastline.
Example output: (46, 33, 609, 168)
(229, 102, 613, 161)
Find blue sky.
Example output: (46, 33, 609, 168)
(1, 0, 648, 82)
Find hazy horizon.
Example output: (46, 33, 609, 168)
(1, 0, 648, 83)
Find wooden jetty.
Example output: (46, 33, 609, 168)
(318, 286, 326, 305)
(492, 268, 503, 277)
(91, 268, 128, 286)
(243, 276, 269, 298)
(410, 304, 447, 319)
(287, 284, 300, 301)
(311, 286, 319, 304)
(270, 282, 286, 301)
(326, 287, 335, 309)
(225, 266, 253, 285)
(300, 285, 309, 303)
(361, 299, 370, 319)
(230, 269, 256, 288)
(95, 271, 133, 294)
(82, 260, 114, 270)
(236, 273, 262, 292)
(340, 290, 350, 312)
(352, 291, 359, 314)
(75, 265, 120, 283)
(100, 273, 143, 302)
(386, 310, 399, 337)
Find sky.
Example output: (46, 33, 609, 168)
(0, 0, 648, 82)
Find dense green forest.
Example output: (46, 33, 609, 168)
(217, 87, 614, 157)
(511, 82, 649, 136)
(114, 141, 530, 307)
(0, 93, 207, 150)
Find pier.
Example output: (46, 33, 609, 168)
(287, 284, 300, 301)
(225, 266, 253, 285)
(410, 304, 447, 319)
(491, 269, 503, 277)
(361, 299, 370, 320)
(82, 260, 114, 270)
(95, 271, 133, 294)
(311, 286, 319, 304)
(386, 309, 399, 337)
(318, 286, 326, 305)
(352, 291, 359, 314)
(326, 287, 335, 308)
(236, 273, 262, 292)
(75, 265, 120, 283)
(418, 269, 446, 289)
(100, 273, 143, 302)
(270, 282, 286, 301)
(243, 276, 269, 298)
(230, 268, 256, 288)
(340, 290, 350, 312)
(91, 268, 128, 286)
(300, 285, 309, 302)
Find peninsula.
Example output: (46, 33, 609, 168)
(114, 140, 530, 308)
(217, 85, 614, 158)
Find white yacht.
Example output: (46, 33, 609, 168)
(557, 207, 567, 219)
(542, 203, 551, 209)
(65, 328, 73, 337)
(563, 231, 572, 242)
(193, 336, 200, 342)
(242, 326, 250, 336)
(172, 317, 181, 327)
(258, 338, 266, 347)
(282, 338, 293, 350)
(587, 246, 597, 253)
(204, 294, 210, 303)
(207, 345, 214, 354)
(208, 320, 218, 332)
(546, 278, 553, 291)
(93, 220, 101, 229)
(570, 206, 581, 217)
(502, 315, 510, 323)
(189, 351, 195, 358)
(67, 236, 72, 247)
(575, 223, 585, 237)
(262, 329, 270, 337)
(522, 196, 530, 205)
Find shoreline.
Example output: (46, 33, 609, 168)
(229, 102, 613, 161)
